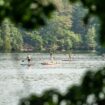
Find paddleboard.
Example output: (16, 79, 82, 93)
(21, 63, 34, 66)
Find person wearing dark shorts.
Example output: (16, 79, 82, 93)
(27, 55, 31, 63)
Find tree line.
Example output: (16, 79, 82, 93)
(0, 3, 102, 54)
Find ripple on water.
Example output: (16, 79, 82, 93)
(0, 53, 105, 105)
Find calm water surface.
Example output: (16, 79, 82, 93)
(0, 53, 105, 105)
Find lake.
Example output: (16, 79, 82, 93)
(0, 53, 105, 105)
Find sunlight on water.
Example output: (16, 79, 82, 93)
(0, 53, 105, 105)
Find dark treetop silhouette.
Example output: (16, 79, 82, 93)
(0, 0, 55, 29)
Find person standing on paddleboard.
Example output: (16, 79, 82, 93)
(27, 55, 32, 63)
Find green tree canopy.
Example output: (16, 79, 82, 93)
(0, 19, 23, 52)
(85, 26, 97, 51)
(0, 0, 56, 29)
(69, 0, 105, 45)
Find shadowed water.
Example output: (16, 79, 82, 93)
(0, 53, 105, 105)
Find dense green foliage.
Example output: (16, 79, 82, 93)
(0, 1, 104, 54)
(69, 0, 105, 45)
(0, 0, 104, 45)
(85, 26, 97, 51)
(38, 10, 80, 54)
(0, 0, 55, 29)
(0, 19, 23, 52)
(0, 0, 105, 45)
